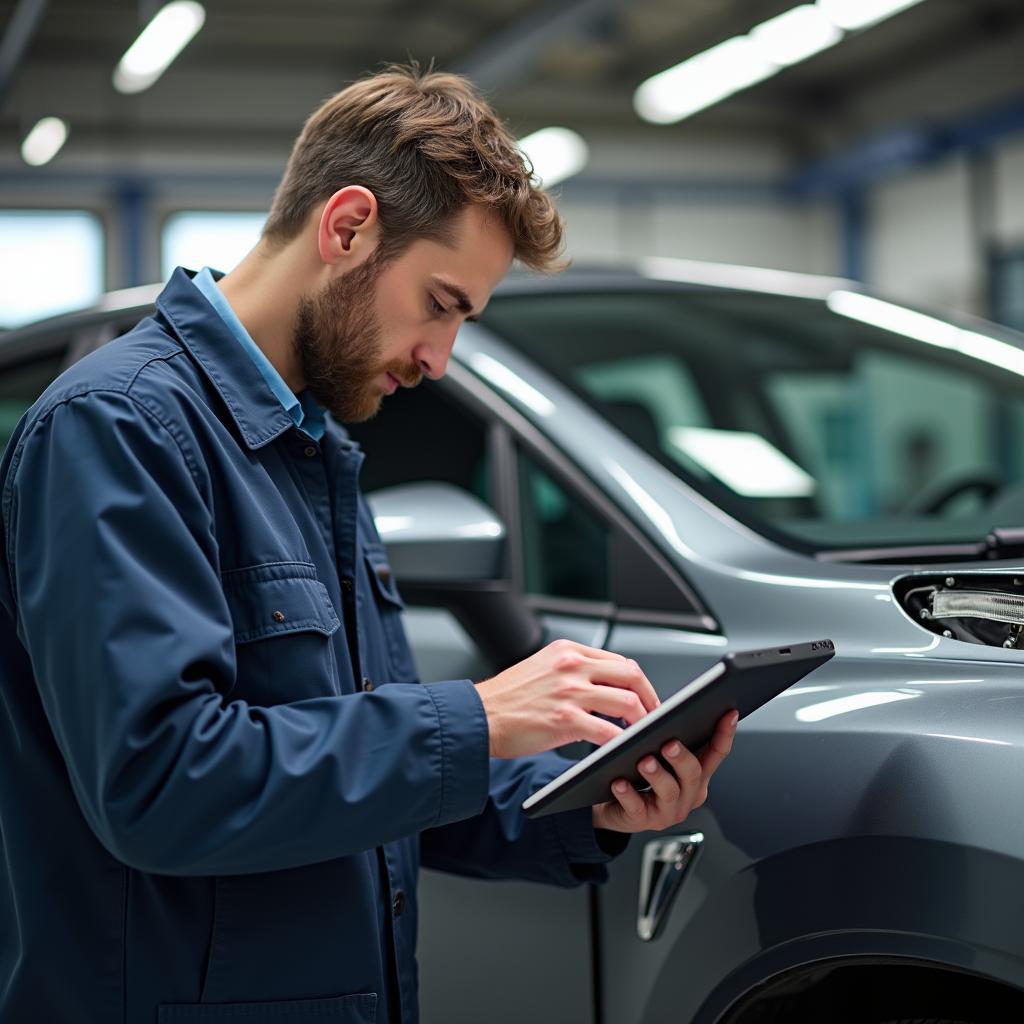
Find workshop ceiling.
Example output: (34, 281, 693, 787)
(1, 0, 1023, 167)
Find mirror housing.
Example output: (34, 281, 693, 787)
(367, 483, 544, 668)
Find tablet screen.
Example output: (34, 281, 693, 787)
(522, 639, 835, 818)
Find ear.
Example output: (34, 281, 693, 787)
(317, 185, 379, 266)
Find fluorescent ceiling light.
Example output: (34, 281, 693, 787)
(21, 117, 69, 166)
(518, 127, 589, 187)
(817, 0, 926, 30)
(667, 427, 816, 498)
(634, 35, 778, 124)
(828, 290, 1024, 378)
(750, 5, 842, 66)
(113, 1, 206, 94)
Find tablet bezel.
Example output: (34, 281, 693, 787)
(521, 639, 835, 819)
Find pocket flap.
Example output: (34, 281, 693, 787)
(364, 551, 405, 609)
(222, 562, 341, 644)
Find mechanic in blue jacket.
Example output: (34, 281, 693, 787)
(0, 65, 737, 1023)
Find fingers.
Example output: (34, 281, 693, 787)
(581, 657, 660, 714)
(571, 708, 623, 747)
(581, 684, 647, 725)
(698, 710, 739, 780)
(558, 641, 628, 663)
(637, 753, 682, 807)
(609, 777, 646, 818)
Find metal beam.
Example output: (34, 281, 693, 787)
(454, 0, 619, 93)
(0, 0, 48, 109)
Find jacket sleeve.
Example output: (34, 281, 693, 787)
(420, 750, 630, 887)
(2, 389, 490, 877)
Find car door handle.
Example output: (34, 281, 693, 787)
(637, 832, 703, 941)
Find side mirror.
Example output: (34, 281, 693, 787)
(368, 482, 506, 582)
(367, 482, 544, 668)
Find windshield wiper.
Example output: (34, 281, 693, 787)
(984, 527, 1024, 559)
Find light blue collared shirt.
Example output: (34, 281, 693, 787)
(192, 267, 326, 441)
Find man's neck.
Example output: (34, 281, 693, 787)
(215, 242, 310, 393)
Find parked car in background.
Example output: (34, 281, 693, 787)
(5, 260, 1024, 1022)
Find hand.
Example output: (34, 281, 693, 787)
(591, 710, 739, 834)
(475, 639, 660, 759)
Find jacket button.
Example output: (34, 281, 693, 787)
(272, 610, 285, 623)
(304, 445, 318, 458)
(393, 890, 406, 917)
(341, 577, 353, 593)
(362, 677, 374, 692)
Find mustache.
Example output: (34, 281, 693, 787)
(386, 364, 423, 389)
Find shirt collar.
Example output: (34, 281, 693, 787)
(156, 266, 329, 450)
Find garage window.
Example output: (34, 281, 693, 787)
(0, 210, 103, 329)
(161, 211, 266, 278)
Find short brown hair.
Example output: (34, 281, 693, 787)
(263, 63, 565, 272)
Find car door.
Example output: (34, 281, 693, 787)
(350, 366, 725, 1024)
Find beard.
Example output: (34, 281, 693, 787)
(292, 249, 422, 423)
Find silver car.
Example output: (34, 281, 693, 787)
(4, 260, 1024, 1022)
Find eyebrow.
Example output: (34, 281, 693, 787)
(432, 276, 482, 321)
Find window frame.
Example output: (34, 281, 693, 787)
(440, 360, 718, 634)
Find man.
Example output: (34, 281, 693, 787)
(0, 65, 737, 1022)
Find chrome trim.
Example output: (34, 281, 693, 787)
(637, 832, 704, 942)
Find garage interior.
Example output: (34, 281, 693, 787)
(1, 0, 1023, 327)
(3, 3, 1024, 1024)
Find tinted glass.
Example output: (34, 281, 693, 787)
(485, 288, 1024, 556)
(518, 449, 608, 600)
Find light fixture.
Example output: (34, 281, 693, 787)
(635, 0, 930, 124)
(817, 0, 927, 31)
(827, 290, 1024, 378)
(113, 1, 206, 94)
(634, 35, 778, 124)
(21, 117, 69, 166)
(517, 127, 589, 187)
(750, 5, 842, 66)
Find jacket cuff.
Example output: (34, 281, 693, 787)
(423, 679, 491, 827)
(551, 805, 631, 882)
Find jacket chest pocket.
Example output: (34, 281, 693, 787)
(222, 562, 341, 705)
(361, 550, 418, 684)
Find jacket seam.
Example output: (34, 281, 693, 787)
(422, 686, 448, 827)
(220, 561, 317, 581)
(1, 368, 202, 604)
(123, 386, 203, 489)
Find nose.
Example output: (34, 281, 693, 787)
(413, 327, 458, 381)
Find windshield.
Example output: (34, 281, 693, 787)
(483, 286, 1024, 560)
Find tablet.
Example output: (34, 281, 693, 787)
(521, 639, 835, 819)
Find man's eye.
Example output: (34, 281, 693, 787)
(430, 296, 447, 316)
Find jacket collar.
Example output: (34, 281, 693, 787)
(156, 267, 296, 450)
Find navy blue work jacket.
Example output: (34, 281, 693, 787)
(0, 268, 623, 1024)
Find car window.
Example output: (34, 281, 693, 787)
(484, 288, 1024, 559)
(347, 381, 490, 505)
(518, 448, 609, 602)
(0, 352, 67, 454)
